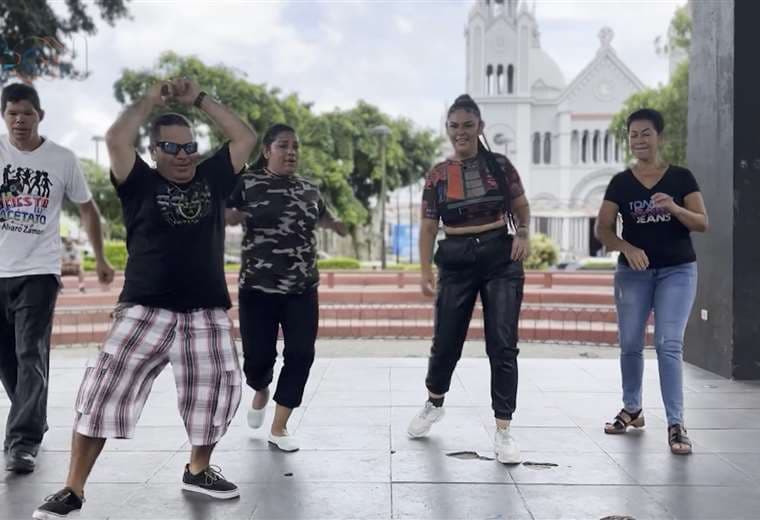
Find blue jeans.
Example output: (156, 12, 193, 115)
(614, 261, 697, 426)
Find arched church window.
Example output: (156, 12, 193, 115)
(507, 65, 514, 94)
(532, 132, 541, 164)
(543, 132, 551, 164)
(581, 130, 589, 163)
(497, 65, 504, 94)
(571, 130, 579, 164)
(592, 130, 600, 162)
(603, 131, 610, 163)
(486, 65, 494, 95)
(614, 137, 621, 162)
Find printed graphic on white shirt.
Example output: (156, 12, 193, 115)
(0, 164, 52, 235)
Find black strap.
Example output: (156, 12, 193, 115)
(477, 137, 514, 227)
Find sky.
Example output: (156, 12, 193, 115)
(21, 0, 685, 164)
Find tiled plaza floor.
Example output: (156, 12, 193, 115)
(2, 342, 760, 519)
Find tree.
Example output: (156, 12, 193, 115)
(0, 0, 130, 84)
(112, 53, 441, 254)
(610, 5, 691, 165)
(63, 159, 125, 239)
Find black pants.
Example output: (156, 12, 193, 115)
(0, 275, 59, 455)
(238, 287, 318, 409)
(425, 230, 524, 420)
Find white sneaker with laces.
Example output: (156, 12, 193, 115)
(494, 427, 521, 464)
(407, 401, 445, 438)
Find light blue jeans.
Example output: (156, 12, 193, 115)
(614, 261, 697, 426)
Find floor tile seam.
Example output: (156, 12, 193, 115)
(391, 480, 516, 486)
(512, 477, 538, 520)
(706, 452, 760, 483)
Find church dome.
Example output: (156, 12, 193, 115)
(528, 47, 566, 91)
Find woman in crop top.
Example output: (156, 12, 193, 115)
(226, 123, 347, 453)
(407, 94, 531, 464)
(596, 108, 708, 455)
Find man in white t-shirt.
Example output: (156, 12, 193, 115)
(0, 83, 114, 474)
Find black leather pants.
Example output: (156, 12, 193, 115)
(425, 229, 524, 420)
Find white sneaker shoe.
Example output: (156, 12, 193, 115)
(494, 427, 521, 464)
(268, 433, 300, 452)
(247, 407, 267, 429)
(408, 401, 445, 438)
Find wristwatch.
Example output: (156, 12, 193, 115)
(193, 91, 207, 108)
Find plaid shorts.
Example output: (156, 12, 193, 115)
(74, 304, 242, 446)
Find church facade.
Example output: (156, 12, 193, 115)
(460, 0, 645, 258)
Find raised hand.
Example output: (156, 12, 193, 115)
(651, 192, 678, 213)
(170, 77, 202, 106)
(147, 81, 173, 106)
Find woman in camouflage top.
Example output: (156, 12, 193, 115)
(226, 124, 347, 452)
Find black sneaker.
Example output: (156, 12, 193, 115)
(6, 449, 35, 473)
(181, 464, 240, 499)
(32, 487, 84, 519)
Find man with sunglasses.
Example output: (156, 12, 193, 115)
(34, 78, 257, 519)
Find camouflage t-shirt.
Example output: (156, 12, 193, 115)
(228, 169, 326, 294)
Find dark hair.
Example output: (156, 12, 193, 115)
(447, 94, 481, 119)
(1, 83, 42, 114)
(251, 123, 297, 171)
(626, 108, 665, 134)
(149, 113, 192, 147)
(447, 93, 515, 226)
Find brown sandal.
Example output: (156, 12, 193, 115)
(668, 424, 692, 455)
(604, 408, 645, 434)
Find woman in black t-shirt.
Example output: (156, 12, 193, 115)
(596, 108, 708, 455)
(226, 124, 347, 452)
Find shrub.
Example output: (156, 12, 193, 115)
(385, 263, 421, 272)
(578, 257, 617, 270)
(524, 233, 558, 270)
(83, 240, 128, 271)
(318, 257, 361, 270)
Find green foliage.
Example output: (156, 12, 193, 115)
(63, 159, 125, 239)
(112, 53, 441, 252)
(655, 5, 692, 56)
(611, 6, 690, 166)
(0, 0, 129, 84)
(524, 233, 559, 270)
(318, 257, 361, 270)
(577, 257, 617, 271)
(83, 240, 128, 270)
(385, 263, 422, 272)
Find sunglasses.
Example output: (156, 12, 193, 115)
(155, 141, 198, 156)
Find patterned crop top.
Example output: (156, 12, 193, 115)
(421, 152, 525, 227)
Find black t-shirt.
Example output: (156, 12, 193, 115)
(604, 165, 700, 269)
(111, 144, 237, 311)
(227, 170, 326, 294)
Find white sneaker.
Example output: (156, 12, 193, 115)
(247, 406, 267, 429)
(407, 401, 445, 438)
(494, 427, 521, 464)
(268, 433, 300, 452)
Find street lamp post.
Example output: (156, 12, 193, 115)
(371, 124, 391, 270)
(92, 135, 105, 167)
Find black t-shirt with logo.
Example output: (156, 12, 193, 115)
(604, 165, 700, 269)
(111, 144, 237, 311)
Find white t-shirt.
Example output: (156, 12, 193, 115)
(0, 135, 92, 277)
